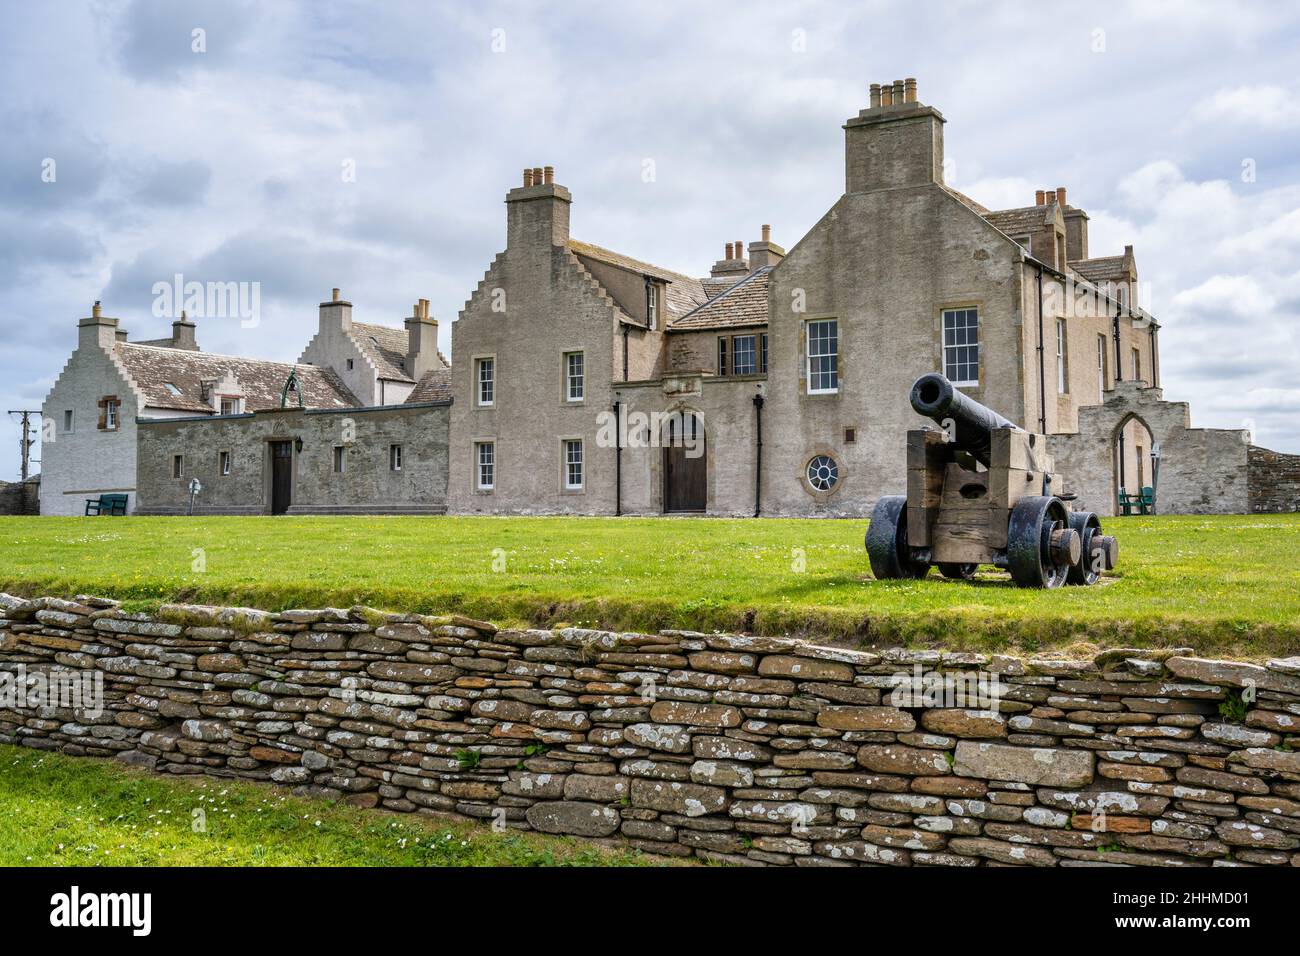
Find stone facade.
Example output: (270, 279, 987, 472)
(135, 402, 450, 515)
(6, 591, 1300, 867)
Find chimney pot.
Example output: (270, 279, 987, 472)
(532, 167, 543, 185)
(725, 242, 734, 259)
(892, 80, 905, 103)
(735, 239, 743, 260)
(1056, 186, 1067, 207)
(880, 83, 893, 106)
(523, 168, 533, 187)
(761, 223, 771, 242)
(1035, 189, 1045, 206)
(869, 83, 881, 108)
(904, 77, 917, 103)
(543, 165, 554, 185)
(332, 288, 340, 302)
(92, 301, 102, 318)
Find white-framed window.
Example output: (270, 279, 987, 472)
(332, 446, 345, 474)
(1056, 317, 1068, 394)
(390, 444, 403, 471)
(172, 454, 184, 479)
(105, 399, 119, 429)
(647, 282, 659, 330)
(476, 442, 495, 490)
(1131, 347, 1141, 383)
(219, 397, 242, 415)
(806, 319, 839, 394)
(733, 335, 757, 375)
(565, 351, 584, 402)
(564, 438, 583, 490)
(220, 451, 231, 476)
(806, 454, 840, 492)
(942, 308, 979, 386)
(1097, 334, 1107, 403)
(476, 357, 495, 406)
(63, 410, 74, 433)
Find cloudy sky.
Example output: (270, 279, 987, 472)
(2, 0, 1299, 479)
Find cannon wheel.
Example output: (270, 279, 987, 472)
(937, 563, 978, 580)
(1066, 511, 1104, 586)
(1007, 496, 1072, 589)
(866, 496, 930, 580)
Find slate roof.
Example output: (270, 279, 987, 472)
(1072, 256, 1128, 283)
(568, 239, 708, 323)
(115, 343, 359, 414)
(406, 366, 453, 404)
(669, 267, 772, 331)
(701, 276, 742, 299)
(982, 204, 1056, 238)
(351, 322, 416, 383)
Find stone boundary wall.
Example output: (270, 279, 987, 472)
(4, 593, 1300, 867)
(0, 477, 40, 516)
(1249, 445, 1300, 514)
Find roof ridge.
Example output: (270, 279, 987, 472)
(673, 266, 771, 324)
(119, 341, 320, 369)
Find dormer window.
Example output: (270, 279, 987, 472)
(219, 397, 242, 415)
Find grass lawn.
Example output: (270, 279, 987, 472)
(0, 513, 1297, 658)
(0, 745, 658, 866)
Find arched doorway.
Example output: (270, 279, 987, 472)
(663, 411, 706, 513)
(1113, 412, 1155, 514)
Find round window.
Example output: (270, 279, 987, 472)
(806, 454, 839, 492)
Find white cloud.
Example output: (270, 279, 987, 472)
(1192, 84, 1300, 129)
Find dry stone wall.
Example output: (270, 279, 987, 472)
(4, 593, 1300, 867)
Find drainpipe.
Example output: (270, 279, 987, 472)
(752, 391, 765, 517)
(613, 399, 622, 516)
(1113, 304, 1123, 383)
(1035, 265, 1047, 434)
(622, 325, 629, 381)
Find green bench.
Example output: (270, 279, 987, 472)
(85, 493, 129, 516)
(1118, 486, 1154, 516)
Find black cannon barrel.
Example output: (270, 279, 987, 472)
(909, 372, 1017, 466)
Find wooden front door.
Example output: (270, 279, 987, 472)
(663, 413, 706, 512)
(270, 441, 293, 515)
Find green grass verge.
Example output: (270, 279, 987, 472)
(0, 745, 659, 866)
(0, 513, 1297, 658)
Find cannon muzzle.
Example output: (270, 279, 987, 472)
(910, 372, 1017, 466)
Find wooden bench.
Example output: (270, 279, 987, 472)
(85, 493, 128, 516)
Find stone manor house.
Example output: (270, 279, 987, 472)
(40, 80, 1300, 518)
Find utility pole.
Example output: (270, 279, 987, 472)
(7, 410, 39, 481)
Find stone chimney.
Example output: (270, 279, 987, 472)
(319, 286, 352, 332)
(1058, 187, 1089, 263)
(748, 224, 785, 269)
(78, 300, 120, 350)
(506, 165, 571, 250)
(845, 77, 944, 194)
(171, 310, 198, 351)
(710, 241, 749, 278)
(405, 298, 440, 379)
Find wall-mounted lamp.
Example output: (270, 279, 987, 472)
(294, 437, 304, 453)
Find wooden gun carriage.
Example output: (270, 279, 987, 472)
(866, 373, 1118, 587)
